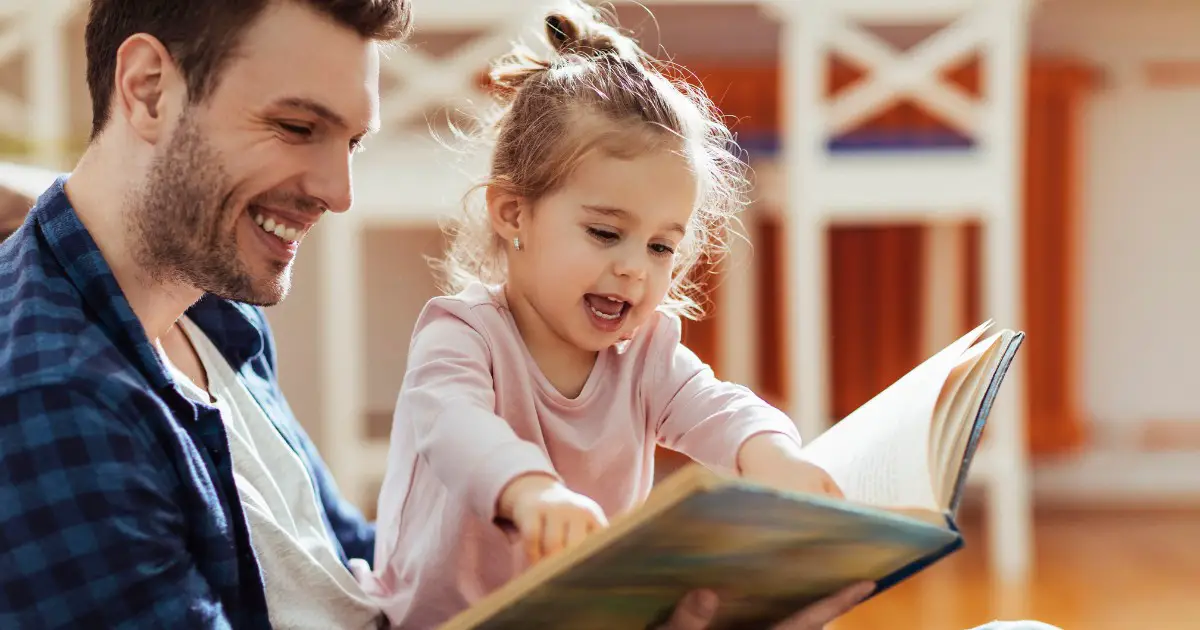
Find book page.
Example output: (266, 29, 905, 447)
(934, 332, 1009, 506)
(926, 352, 979, 495)
(927, 333, 1002, 499)
(800, 323, 992, 511)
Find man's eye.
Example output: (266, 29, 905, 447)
(279, 123, 312, 137)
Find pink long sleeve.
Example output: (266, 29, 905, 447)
(645, 314, 802, 475)
(364, 284, 804, 628)
(395, 305, 561, 522)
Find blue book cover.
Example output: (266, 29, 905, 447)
(442, 325, 1025, 630)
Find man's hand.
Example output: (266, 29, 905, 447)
(737, 433, 845, 499)
(497, 473, 609, 564)
(660, 582, 875, 630)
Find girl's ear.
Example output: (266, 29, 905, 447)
(485, 185, 526, 241)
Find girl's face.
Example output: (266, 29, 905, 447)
(498, 145, 698, 355)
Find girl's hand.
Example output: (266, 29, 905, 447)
(737, 433, 845, 499)
(765, 459, 844, 499)
(498, 473, 609, 563)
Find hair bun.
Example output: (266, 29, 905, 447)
(487, 1, 643, 105)
(543, 3, 632, 60)
(545, 14, 579, 48)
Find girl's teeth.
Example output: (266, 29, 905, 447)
(264, 218, 277, 231)
(590, 306, 621, 320)
(273, 224, 286, 238)
(255, 214, 265, 226)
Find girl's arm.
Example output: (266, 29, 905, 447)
(397, 304, 562, 524)
(646, 313, 840, 496)
(645, 313, 802, 472)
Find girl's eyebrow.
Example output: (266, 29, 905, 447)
(583, 205, 686, 236)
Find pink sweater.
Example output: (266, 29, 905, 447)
(359, 283, 801, 628)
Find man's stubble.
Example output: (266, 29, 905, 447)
(130, 110, 290, 307)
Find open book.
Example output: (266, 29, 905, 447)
(440, 322, 1025, 630)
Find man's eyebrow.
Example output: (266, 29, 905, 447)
(583, 204, 686, 236)
(272, 97, 378, 135)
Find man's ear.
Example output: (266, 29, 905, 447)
(485, 185, 527, 242)
(113, 34, 186, 145)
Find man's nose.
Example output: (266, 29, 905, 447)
(308, 149, 354, 214)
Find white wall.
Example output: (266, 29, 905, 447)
(264, 223, 445, 443)
(1033, 0, 1200, 428)
(264, 234, 325, 437)
(361, 226, 446, 415)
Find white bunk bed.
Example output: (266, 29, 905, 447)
(769, 0, 1036, 582)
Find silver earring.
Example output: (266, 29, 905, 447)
(513, 236, 523, 251)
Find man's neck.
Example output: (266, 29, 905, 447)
(64, 147, 202, 343)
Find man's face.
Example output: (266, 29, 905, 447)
(133, 2, 381, 306)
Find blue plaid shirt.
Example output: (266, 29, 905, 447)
(0, 177, 375, 628)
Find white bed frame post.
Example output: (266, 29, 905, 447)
(0, 0, 74, 169)
(317, 211, 371, 506)
(979, 0, 1035, 583)
(767, 0, 1035, 582)
(775, 0, 833, 449)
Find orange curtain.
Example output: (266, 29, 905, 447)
(674, 57, 1094, 456)
(961, 61, 1096, 454)
(678, 256, 724, 376)
(675, 68, 781, 385)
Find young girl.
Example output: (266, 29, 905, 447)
(360, 2, 841, 626)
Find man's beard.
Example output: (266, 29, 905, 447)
(130, 112, 290, 306)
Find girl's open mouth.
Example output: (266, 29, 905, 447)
(584, 293, 629, 332)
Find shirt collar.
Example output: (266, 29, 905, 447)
(33, 176, 266, 388)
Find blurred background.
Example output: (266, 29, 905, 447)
(2, 0, 1198, 628)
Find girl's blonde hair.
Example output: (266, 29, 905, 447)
(434, 0, 749, 320)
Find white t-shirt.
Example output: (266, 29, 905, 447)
(167, 317, 384, 630)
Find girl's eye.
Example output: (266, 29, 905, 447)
(587, 227, 619, 242)
(650, 243, 675, 257)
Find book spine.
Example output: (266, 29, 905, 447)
(949, 333, 1025, 515)
(868, 535, 964, 598)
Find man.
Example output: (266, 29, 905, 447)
(0, 1, 871, 628)
(0, 1, 405, 626)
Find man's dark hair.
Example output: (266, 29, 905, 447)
(84, 0, 413, 139)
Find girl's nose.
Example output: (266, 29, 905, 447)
(612, 254, 648, 280)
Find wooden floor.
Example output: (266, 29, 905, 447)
(829, 507, 1200, 630)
